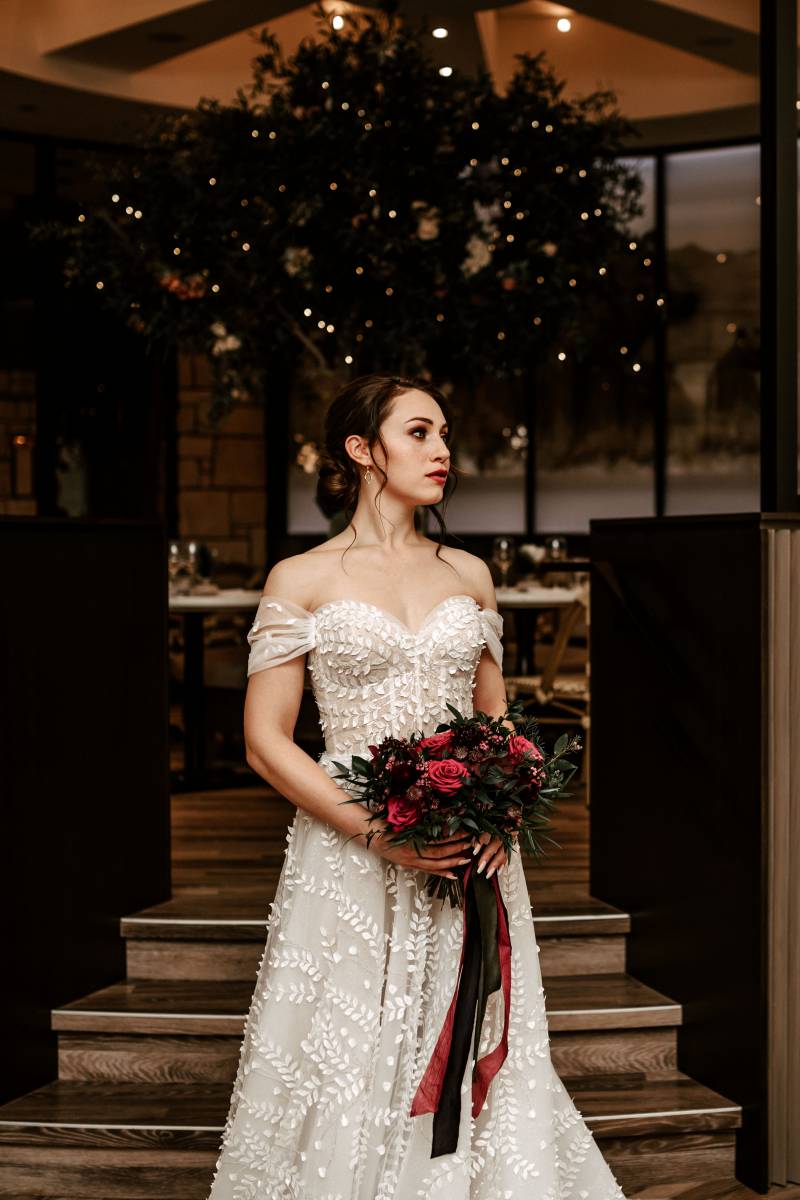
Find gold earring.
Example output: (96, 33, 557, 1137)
(364, 469, 372, 484)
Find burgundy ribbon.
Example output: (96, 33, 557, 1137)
(409, 860, 512, 1156)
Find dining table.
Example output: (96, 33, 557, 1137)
(169, 588, 261, 787)
(494, 581, 586, 675)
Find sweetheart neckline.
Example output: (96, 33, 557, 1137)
(310, 593, 482, 638)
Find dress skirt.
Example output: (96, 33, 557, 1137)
(207, 754, 626, 1200)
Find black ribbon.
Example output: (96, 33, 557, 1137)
(429, 870, 504, 1158)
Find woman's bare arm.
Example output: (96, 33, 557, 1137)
(465, 556, 516, 876)
(470, 558, 509, 721)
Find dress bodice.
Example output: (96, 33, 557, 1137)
(246, 593, 503, 756)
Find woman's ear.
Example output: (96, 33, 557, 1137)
(344, 433, 372, 469)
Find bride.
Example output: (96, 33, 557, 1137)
(208, 374, 625, 1199)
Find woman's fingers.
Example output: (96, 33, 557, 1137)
(421, 838, 472, 860)
(475, 835, 505, 874)
(417, 847, 473, 867)
(484, 847, 508, 879)
(398, 830, 513, 879)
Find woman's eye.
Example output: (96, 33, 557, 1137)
(411, 427, 449, 441)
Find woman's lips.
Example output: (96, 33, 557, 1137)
(427, 471, 448, 483)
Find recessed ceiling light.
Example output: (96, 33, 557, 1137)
(331, 14, 344, 30)
(432, 27, 448, 39)
(556, 18, 572, 32)
(439, 65, 453, 77)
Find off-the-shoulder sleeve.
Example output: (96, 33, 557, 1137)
(479, 604, 503, 672)
(246, 595, 316, 675)
(479, 607, 504, 671)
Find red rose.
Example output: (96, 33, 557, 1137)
(426, 759, 470, 793)
(418, 730, 456, 757)
(508, 735, 543, 762)
(386, 796, 421, 830)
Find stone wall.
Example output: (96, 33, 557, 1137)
(177, 351, 267, 574)
(0, 368, 36, 516)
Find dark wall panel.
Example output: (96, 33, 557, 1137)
(0, 517, 171, 1101)
(590, 514, 767, 1190)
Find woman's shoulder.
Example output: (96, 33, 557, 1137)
(434, 544, 496, 607)
(259, 550, 330, 612)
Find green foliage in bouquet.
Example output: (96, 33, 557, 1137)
(30, 2, 658, 412)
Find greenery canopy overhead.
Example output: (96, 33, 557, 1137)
(43, 2, 658, 408)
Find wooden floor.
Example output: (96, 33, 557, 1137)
(0, 784, 785, 1197)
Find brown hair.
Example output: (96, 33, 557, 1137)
(316, 373, 458, 556)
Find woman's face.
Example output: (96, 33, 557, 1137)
(369, 388, 451, 506)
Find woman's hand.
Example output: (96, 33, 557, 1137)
(369, 827, 475, 878)
(471, 831, 514, 879)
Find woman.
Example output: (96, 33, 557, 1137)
(208, 374, 625, 1199)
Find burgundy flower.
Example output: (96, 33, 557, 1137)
(426, 759, 470, 794)
(389, 758, 419, 789)
(386, 796, 421, 830)
(508, 734, 543, 762)
(418, 730, 456, 757)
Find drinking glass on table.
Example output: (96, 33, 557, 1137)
(168, 541, 186, 595)
(168, 540, 198, 595)
(545, 535, 568, 561)
(491, 535, 516, 587)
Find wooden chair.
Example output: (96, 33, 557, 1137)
(504, 587, 591, 800)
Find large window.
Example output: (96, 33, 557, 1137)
(534, 156, 657, 533)
(287, 142, 767, 538)
(665, 145, 760, 515)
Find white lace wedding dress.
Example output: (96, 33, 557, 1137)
(208, 593, 625, 1200)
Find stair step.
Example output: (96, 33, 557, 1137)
(629, 1186, 766, 1199)
(55, 1025, 678, 1086)
(0, 1075, 741, 1198)
(121, 892, 631, 939)
(122, 896, 629, 979)
(53, 974, 680, 1084)
(54, 972, 679, 1036)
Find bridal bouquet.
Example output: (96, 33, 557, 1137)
(331, 701, 580, 1159)
(331, 699, 579, 907)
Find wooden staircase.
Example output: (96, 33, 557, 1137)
(0, 789, 754, 1198)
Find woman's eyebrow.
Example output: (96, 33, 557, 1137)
(404, 416, 448, 428)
